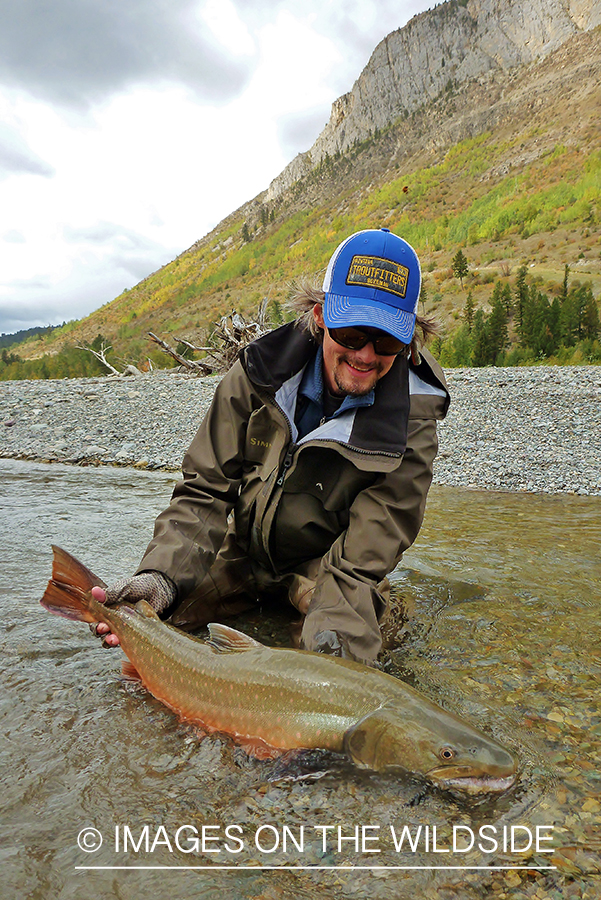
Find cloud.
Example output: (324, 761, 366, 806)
(0, 252, 170, 333)
(0, 284, 58, 333)
(0, 219, 177, 333)
(0, 0, 437, 336)
(0, 0, 255, 109)
(277, 107, 329, 159)
(61, 220, 177, 282)
(63, 220, 160, 249)
(3, 229, 26, 243)
(0, 123, 55, 177)
(231, 0, 433, 96)
(0, 299, 67, 333)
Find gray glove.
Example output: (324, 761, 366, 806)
(90, 571, 177, 644)
(309, 630, 379, 667)
(104, 571, 177, 614)
(311, 629, 352, 659)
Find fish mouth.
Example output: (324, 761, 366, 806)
(426, 765, 517, 795)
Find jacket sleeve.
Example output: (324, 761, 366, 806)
(135, 361, 255, 599)
(300, 406, 441, 665)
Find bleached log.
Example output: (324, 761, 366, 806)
(76, 342, 121, 376)
(152, 298, 273, 376)
(148, 332, 214, 374)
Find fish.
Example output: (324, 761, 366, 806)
(41, 546, 517, 794)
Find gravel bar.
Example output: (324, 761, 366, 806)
(1, 365, 600, 495)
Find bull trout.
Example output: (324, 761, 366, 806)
(41, 547, 517, 794)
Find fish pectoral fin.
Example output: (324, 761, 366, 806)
(206, 623, 264, 653)
(236, 734, 282, 760)
(343, 707, 401, 771)
(134, 600, 161, 620)
(122, 660, 142, 681)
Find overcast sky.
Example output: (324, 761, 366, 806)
(0, 0, 433, 335)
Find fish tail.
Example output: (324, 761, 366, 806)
(40, 546, 107, 623)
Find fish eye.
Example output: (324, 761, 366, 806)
(439, 746, 455, 761)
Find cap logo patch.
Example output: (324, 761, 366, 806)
(346, 255, 409, 299)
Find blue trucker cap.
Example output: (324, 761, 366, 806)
(322, 228, 421, 343)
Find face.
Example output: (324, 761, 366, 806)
(343, 704, 517, 795)
(313, 304, 397, 396)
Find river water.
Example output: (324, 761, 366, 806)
(1, 459, 599, 899)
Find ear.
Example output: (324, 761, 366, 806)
(313, 303, 325, 330)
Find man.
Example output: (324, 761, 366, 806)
(93, 228, 449, 664)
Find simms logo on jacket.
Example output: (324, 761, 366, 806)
(250, 436, 272, 449)
(346, 255, 409, 299)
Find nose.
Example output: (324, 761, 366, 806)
(352, 341, 378, 364)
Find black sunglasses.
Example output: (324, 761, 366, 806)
(328, 326, 407, 356)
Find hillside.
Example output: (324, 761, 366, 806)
(7, 7, 601, 375)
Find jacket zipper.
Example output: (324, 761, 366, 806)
(276, 444, 295, 486)
(269, 389, 401, 492)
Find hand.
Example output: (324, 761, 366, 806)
(311, 629, 352, 659)
(90, 586, 120, 647)
(89, 572, 177, 648)
(308, 630, 377, 667)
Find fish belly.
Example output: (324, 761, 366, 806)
(117, 626, 369, 753)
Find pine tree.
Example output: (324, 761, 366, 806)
(561, 264, 570, 303)
(502, 283, 513, 317)
(521, 286, 556, 357)
(563, 283, 599, 342)
(451, 249, 469, 288)
(471, 309, 490, 366)
(450, 325, 474, 366)
(487, 294, 508, 362)
(583, 289, 600, 339)
(514, 264, 528, 328)
(464, 291, 475, 332)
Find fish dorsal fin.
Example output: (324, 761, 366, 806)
(135, 600, 161, 620)
(207, 623, 264, 653)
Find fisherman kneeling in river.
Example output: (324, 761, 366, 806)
(93, 229, 449, 665)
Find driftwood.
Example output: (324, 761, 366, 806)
(77, 342, 146, 376)
(196, 298, 271, 373)
(79, 300, 274, 379)
(147, 332, 214, 374)
(76, 341, 121, 376)
(122, 364, 143, 376)
(151, 298, 273, 375)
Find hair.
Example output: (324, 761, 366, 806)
(286, 280, 439, 358)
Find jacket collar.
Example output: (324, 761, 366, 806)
(242, 322, 411, 457)
(299, 346, 375, 418)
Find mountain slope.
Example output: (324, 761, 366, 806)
(268, 0, 601, 196)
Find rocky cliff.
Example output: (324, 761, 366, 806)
(267, 0, 601, 199)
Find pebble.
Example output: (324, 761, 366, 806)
(0, 365, 600, 495)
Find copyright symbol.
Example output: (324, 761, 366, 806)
(77, 827, 103, 852)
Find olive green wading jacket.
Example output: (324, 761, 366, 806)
(137, 323, 450, 662)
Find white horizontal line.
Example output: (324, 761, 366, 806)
(75, 865, 557, 871)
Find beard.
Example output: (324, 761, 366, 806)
(331, 354, 385, 396)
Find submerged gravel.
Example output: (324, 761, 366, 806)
(0, 365, 599, 495)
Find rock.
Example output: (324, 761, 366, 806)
(0, 366, 599, 495)
(267, 0, 601, 199)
